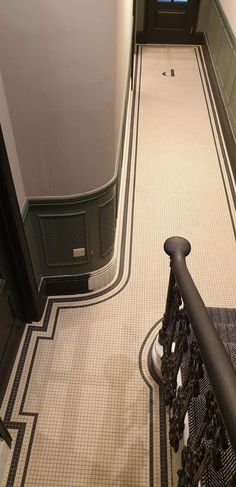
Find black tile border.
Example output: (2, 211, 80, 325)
(4, 302, 55, 485)
(138, 319, 169, 487)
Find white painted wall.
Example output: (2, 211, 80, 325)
(0, 73, 26, 210)
(0, 1, 134, 198)
(218, 0, 236, 37)
(115, 0, 134, 145)
(0, 1, 118, 197)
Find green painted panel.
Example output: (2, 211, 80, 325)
(26, 182, 117, 279)
(216, 28, 236, 104)
(214, 17, 224, 66)
(197, 0, 211, 31)
(137, 0, 146, 32)
(207, 2, 222, 61)
(39, 212, 89, 268)
(229, 79, 236, 129)
(23, 208, 42, 287)
(200, 0, 236, 143)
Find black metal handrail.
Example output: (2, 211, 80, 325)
(163, 236, 236, 454)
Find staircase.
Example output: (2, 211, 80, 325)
(151, 237, 236, 487)
(181, 307, 236, 486)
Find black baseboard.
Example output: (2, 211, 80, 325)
(192, 31, 205, 45)
(136, 31, 204, 45)
(201, 35, 236, 181)
(136, 31, 146, 44)
(40, 274, 90, 296)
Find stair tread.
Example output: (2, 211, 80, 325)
(180, 307, 236, 487)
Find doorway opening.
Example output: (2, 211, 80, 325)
(146, 0, 201, 44)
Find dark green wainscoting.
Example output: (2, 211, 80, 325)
(23, 182, 117, 294)
(197, 0, 236, 177)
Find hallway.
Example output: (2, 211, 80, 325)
(1, 45, 235, 486)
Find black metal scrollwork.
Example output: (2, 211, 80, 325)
(161, 308, 190, 408)
(158, 284, 230, 483)
(177, 391, 228, 487)
(156, 237, 236, 486)
(158, 282, 181, 348)
(169, 340, 204, 452)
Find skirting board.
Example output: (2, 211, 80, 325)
(40, 252, 117, 295)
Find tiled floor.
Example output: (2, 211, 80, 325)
(1, 46, 235, 486)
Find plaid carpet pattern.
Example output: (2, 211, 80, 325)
(181, 308, 236, 486)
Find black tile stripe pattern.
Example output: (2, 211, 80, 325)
(4, 302, 55, 485)
(139, 319, 168, 487)
(147, 337, 169, 487)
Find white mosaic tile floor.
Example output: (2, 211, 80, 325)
(1, 46, 235, 486)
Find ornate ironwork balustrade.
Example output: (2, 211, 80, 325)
(152, 237, 236, 486)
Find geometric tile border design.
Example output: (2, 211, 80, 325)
(4, 302, 55, 485)
(139, 319, 169, 487)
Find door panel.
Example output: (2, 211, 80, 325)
(0, 240, 18, 344)
(146, 0, 200, 43)
(0, 126, 43, 406)
(0, 222, 24, 404)
(0, 273, 15, 363)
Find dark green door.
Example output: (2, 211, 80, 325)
(0, 266, 14, 362)
(0, 222, 24, 402)
(0, 126, 44, 405)
(146, 0, 200, 43)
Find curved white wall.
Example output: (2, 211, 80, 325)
(218, 0, 236, 37)
(115, 0, 134, 144)
(0, 1, 119, 197)
(0, 1, 134, 198)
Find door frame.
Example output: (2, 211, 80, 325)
(0, 125, 45, 403)
(0, 125, 45, 324)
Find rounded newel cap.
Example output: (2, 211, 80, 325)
(164, 237, 191, 257)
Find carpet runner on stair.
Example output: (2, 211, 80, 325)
(181, 307, 236, 487)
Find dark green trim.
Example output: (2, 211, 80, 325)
(26, 179, 117, 207)
(198, 0, 236, 45)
